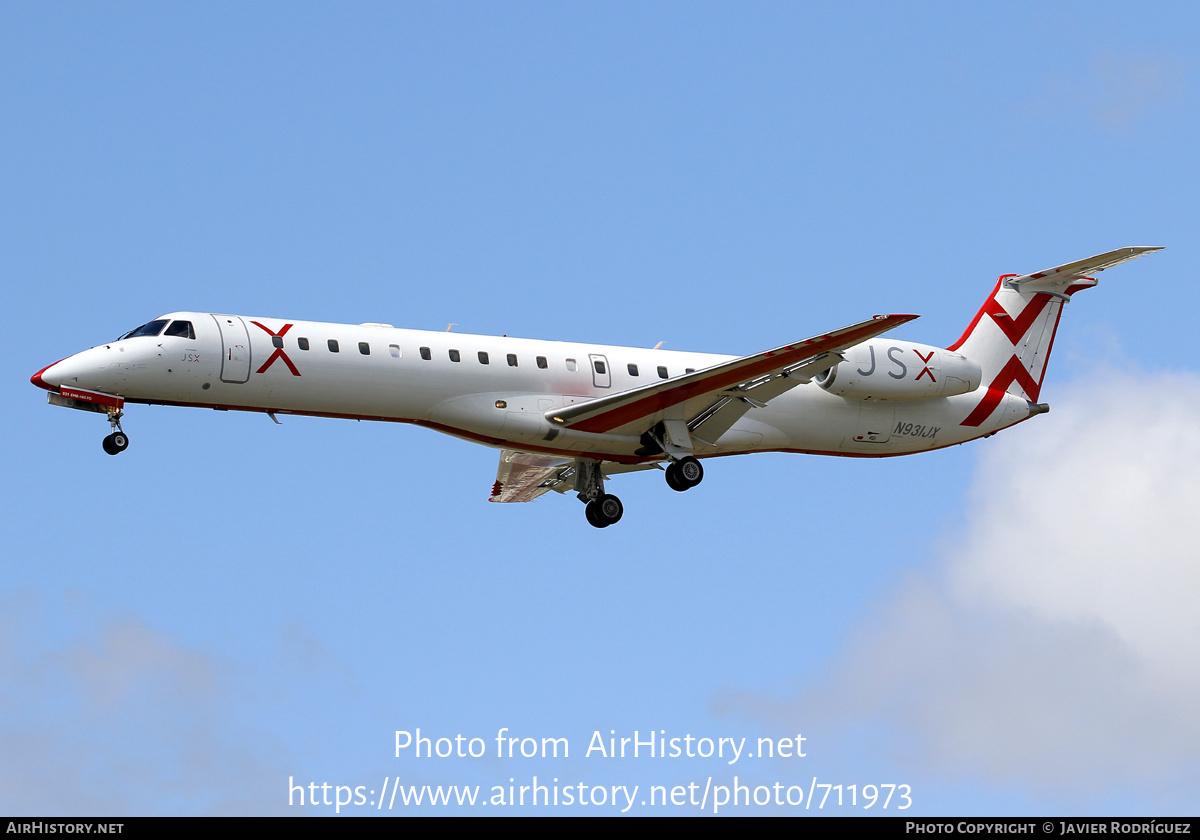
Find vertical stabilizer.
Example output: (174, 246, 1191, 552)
(949, 247, 1161, 427)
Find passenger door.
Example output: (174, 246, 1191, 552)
(211, 315, 251, 383)
(589, 354, 611, 389)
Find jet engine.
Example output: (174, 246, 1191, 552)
(815, 340, 981, 401)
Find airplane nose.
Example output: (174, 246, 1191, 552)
(30, 360, 65, 392)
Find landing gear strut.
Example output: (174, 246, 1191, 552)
(576, 458, 623, 528)
(101, 409, 129, 456)
(665, 456, 703, 492)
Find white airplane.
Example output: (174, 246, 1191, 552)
(32, 247, 1160, 527)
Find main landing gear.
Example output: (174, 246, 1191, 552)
(585, 494, 624, 528)
(576, 459, 623, 529)
(101, 409, 129, 456)
(664, 456, 703, 492)
(575, 455, 705, 528)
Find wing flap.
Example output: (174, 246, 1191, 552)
(546, 314, 918, 435)
(489, 450, 572, 503)
(688, 351, 844, 444)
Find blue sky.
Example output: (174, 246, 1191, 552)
(3, 2, 1198, 815)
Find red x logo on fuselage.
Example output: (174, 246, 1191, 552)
(250, 321, 301, 376)
(912, 348, 936, 382)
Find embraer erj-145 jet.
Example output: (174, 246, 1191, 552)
(32, 247, 1159, 527)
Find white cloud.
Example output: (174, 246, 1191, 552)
(723, 370, 1200, 805)
(1092, 54, 1184, 129)
(951, 371, 1200, 694)
(1020, 52, 1184, 131)
(0, 601, 291, 815)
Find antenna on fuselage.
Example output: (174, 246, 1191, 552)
(653, 341, 664, 350)
(446, 323, 457, 332)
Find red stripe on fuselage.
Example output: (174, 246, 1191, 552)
(121, 392, 1016, 463)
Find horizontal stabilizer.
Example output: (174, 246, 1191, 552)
(1009, 247, 1163, 292)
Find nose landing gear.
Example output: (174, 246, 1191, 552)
(101, 409, 129, 455)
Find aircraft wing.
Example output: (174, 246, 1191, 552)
(544, 314, 918, 439)
(1008, 246, 1163, 292)
(488, 450, 573, 503)
(488, 451, 664, 503)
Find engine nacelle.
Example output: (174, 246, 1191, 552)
(815, 339, 981, 401)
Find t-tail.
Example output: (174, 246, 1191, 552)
(949, 247, 1162, 427)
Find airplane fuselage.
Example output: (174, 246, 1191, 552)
(34, 312, 1030, 465)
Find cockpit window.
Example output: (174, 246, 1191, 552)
(164, 320, 196, 340)
(119, 320, 169, 340)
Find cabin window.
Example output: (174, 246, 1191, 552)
(389, 344, 401, 358)
(298, 337, 310, 350)
(593, 360, 606, 375)
(686, 368, 695, 374)
(566, 358, 577, 372)
(271, 336, 283, 349)
(359, 342, 370, 355)
(478, 351, 489, 364)
(449, 349, 461, 362)
(328, 339, 340, 353)
(507, 353, 518, 367)
(657, 366, 668, 379)
(164, 320, 195, 340)
(536, 356, 548, 369)
(628, 363, 639, 376)
(420, 346, 431, 360)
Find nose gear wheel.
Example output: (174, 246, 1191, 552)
(102, 432, 129, 455)
(101, 408, 129, 455)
